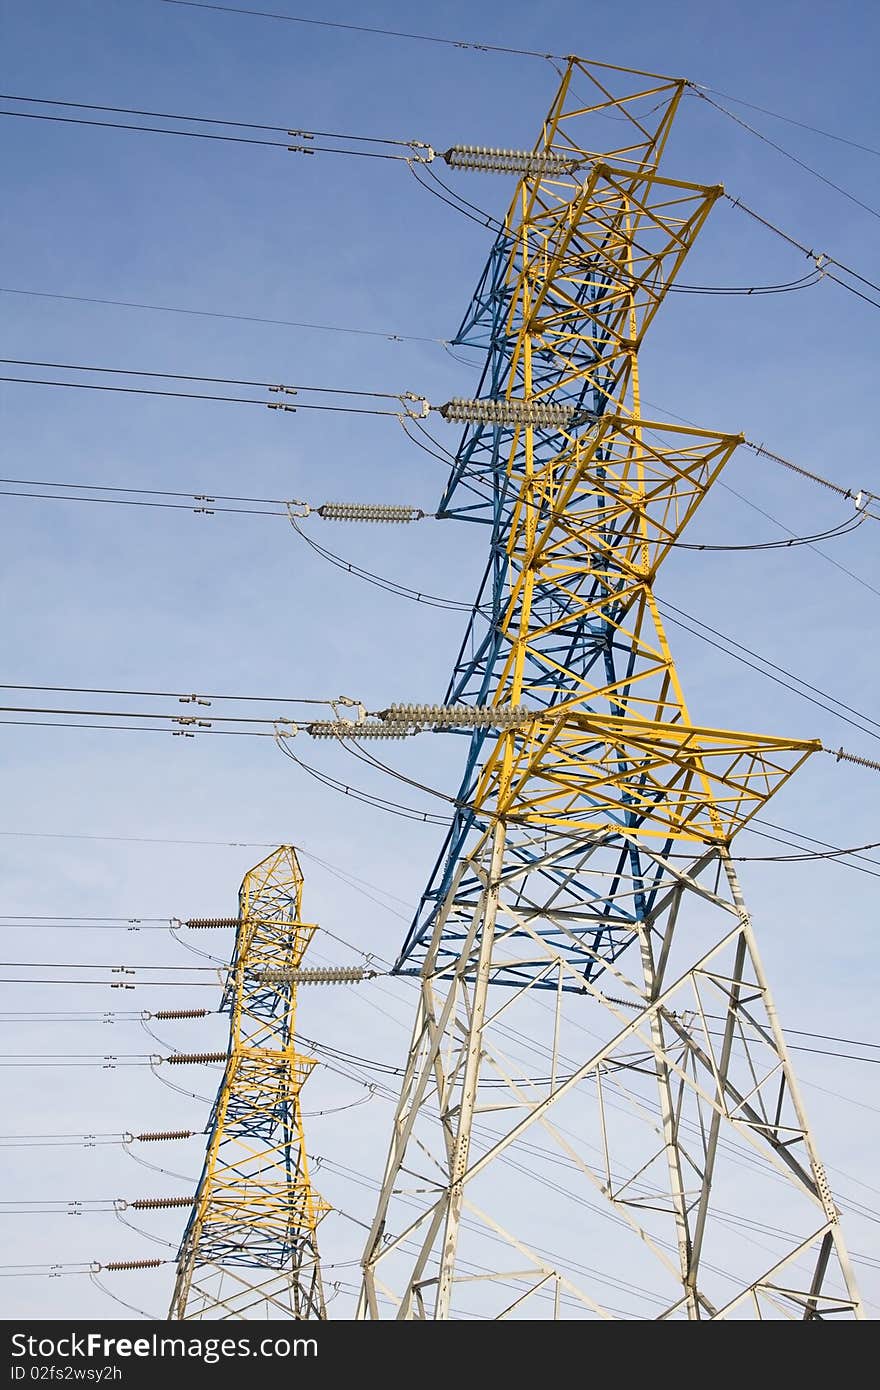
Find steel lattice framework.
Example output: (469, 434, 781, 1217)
(170, 847, 328, 1319)
(358, 59, 863, 1320)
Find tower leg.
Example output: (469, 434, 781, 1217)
(359, 836, 863, 1320)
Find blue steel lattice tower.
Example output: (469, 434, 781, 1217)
(357, 60, 862, 1320)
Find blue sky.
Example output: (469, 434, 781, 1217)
(0, 0, 878, 1318)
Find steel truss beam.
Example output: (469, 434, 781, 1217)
(358, 59, 862, 1320)
(169, 847, 328, 1319)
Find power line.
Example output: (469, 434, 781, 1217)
(0, 376, 406, 416)
(0, 717, 276, 737)
(666, 270, 824, 296)
(0, 285, 445, 344)
(3, 928, 873, 1284)
(0, 704, 290, 725)
(0, 486, 287, 518)
(0, 829, 276, 848)
(725, 194, 880, 303)
(0, 961, 220, 971)
(288, 515, 482, 612)
(275, 737, 449, 826)
(744, 439, 878, 508)
(0, 924, 175, 931)
(406, 159, 502, 232)
(0, 106, 413, 162)
(0, 375, 402, 416)
(0, 478, 437, 522)
(0, 833, 413, 921)
(0, 104, 293, 148)
(644, 397, 880, 601)
(696, 85, 880, 160)
(0, 324, 868, 523)
(745, 821, 880, 881)
(719, 479, 880, 601)
(0, 682, 333, 706)
(0, 92, 419, 149)
(657, 602, 880, 745)
(693, 88, 880, 224)
(158, 0, 880, 185)
(0, 356, 408, 400)
(284, 504, 880, 744)
(2, 996, 878, 1055)
(1, 689, 878, 865)
(0, 375, 294, 409)
(157, 0, 562, 60)
(3, 950, 873, 1273)
(730, 838, 880, 865)
(0, 276, 826, 356)
(0, 978, 221, 987)
(669, 510, 870, 552)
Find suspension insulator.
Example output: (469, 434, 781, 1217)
(442, 145, 583, 176)
(134, 1130, 195, 1143)
(102, 1257, 165, 1272)
(316, 503, 425, 523)
(130, 1196, 193, 1210)
(378, 703, 532, 728)
(152, 1008, 209, 1021)
(832, 745, 880, 771)
(165, 1052, 227, 1065)
(254, 966, 370, 985)
(185, 917, 238, 929)
(306, 720, 416, 739)
(438, 397, 597, 428)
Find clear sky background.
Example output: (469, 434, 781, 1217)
(0, 0, 878, 1319)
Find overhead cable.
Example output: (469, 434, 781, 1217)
(695, 84, 880, 159)
(157, 0, 563, 59)
(692, 87, 880, 224)
(0, 682, 333, 705)
(0, 92, 420, 149)
(0, 102, 421, 162)
(744, 440, 878, 509)
(724, 195, 880, 307)
(0, 284, 447, 344)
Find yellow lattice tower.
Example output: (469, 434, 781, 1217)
(357, 60, 863, 1320)
(170, 847, 328, 1319)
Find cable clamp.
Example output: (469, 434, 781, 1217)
(334, 695, 366, 722)
(285, 499, 311, 519)
(273, 719, 299, 739)
(399, 392, 431, 418)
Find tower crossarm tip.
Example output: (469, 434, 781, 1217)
(475, 714, 821, 843)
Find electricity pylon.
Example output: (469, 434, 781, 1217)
(170, 847, 329, 1319)
(359, 60, 863, 1320)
